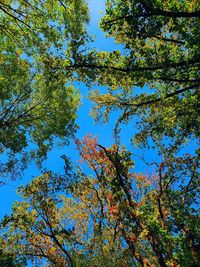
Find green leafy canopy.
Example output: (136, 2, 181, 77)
(0, 0, 90, 178)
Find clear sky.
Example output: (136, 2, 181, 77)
(0, 0, 114, 218)
(0, 0, 162, 218)
(0, 3, 198, 267)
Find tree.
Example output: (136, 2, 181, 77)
(0, 0, 89, 179)
(75, 135, 200, 266)
(1, 135, 199, 266)
(0, 171, 76, 267)
(67, 0, 200, 152)
(0, 167, 133, 267)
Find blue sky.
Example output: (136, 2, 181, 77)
(0, 0, 161, 218)
(0, 0, 108, 217)
(0, 0, 162, 219)
(0, 3, 198, 267)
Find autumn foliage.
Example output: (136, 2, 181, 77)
(0, 134, 198, 266)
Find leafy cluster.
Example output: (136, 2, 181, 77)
(87, 0, 200, 149)
(0, 0, 89, 178)
(0, 136, 199, 266)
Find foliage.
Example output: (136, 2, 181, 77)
(1, 135, 199, 266)
(0, 167, 133, 267)
(0, 251, 26, 267)
(75, 135, 200, 266)
(0, 1, 199, 267)
(0, 170, 75, 267)
(0, 0, 90, 179)
(70, 0, 200, 151)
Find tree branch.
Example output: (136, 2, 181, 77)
(103, 10, 200, 26)
(68, 58, 200, 73)
(119, 83, 199, 108)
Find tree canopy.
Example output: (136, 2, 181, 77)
(73, 0, 200, 152)
(0, 0, 89, 178)
(0, 0, 199, 266)
(1, 136, 199, 266)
